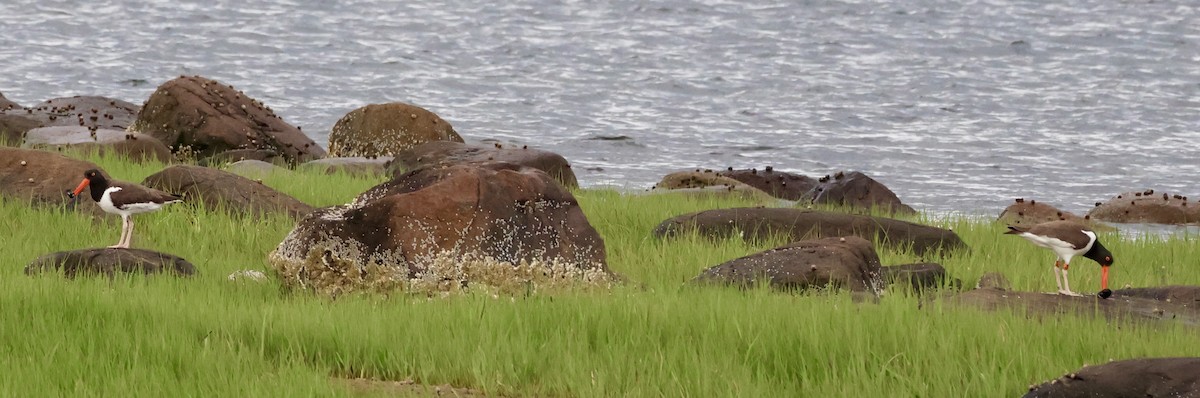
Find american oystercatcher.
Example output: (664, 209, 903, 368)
(67, 169, 182, 248)
(1005, 220, 1114, 298)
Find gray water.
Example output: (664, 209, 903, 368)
(3, 0, 1199, 217)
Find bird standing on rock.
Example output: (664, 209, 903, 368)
(1005, 220, 1114, 298)
(67, 169, 182, 248)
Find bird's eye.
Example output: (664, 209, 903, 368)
(1105, 256, 1112, 262)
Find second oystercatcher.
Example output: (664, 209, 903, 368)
(67, 169, 182, 248)
(1005, 220, 1114, 298)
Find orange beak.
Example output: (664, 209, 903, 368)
(1101, 265, 1110, 290)
(69, 178, 90, 198)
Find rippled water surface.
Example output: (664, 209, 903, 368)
(3, 0, 1199, 215)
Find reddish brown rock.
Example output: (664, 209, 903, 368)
(0, 114, 41, 145)
(715, 167, 816, 200)
(805, 171, 914, 214)
(998, 198, 1109, 230)
(1087, 190, 1200, 224)
(0, 95, 139, 131)
(693, 236, 884, 296)
(21, 126, 174, 163)
(0, 147, 107, 216)
(1023, 358, 1200, 398)
(141, 165, 313, 219)
(328, 102, 462, 158)
(25, 248, 196, 278)
(269, 162, 610, 296)
(390, 141, 576, 188)
(653, 207, 966, 257)
(130, 76, 325, 165)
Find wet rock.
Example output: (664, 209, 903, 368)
(141, 165, 313, 219)
(21, 126, 174, 163)
(998, 198, 1110, 231)
(0, 95, 139, 131)
(715, 167, 816, 200)
(25, 248, 196, 278)
(302, 156, 392, 176)
(0, 114, 41, 146)
(130, 76, 325, 165)
(693, 236, 884, 296)
(1087, 190, 1200, 224)
(269, 162, 611, 297)
(328, 102, 462, 158)
(882, 262, 958, 292)
(1023, 357, 1200, 398)
(804, 171, 915, 214)
(0, 147, 107, 216)
(653, 207, 966, 257)
(388, 141, 576, 188)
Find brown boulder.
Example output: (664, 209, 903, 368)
(693, 236, 884, 296)
(1086, 189, 1200, 224)
(0, 95, 139, 131)
(653, 207, 966, 257)
(130, 76, 325, 165)
(390, 141, 576, 187)
(269, 162, 611, 297)
(0, 114, 41, 145)
(882, 262, 958, 292)
(22, 126, 174, 163)
(0, 147, 107, 216)
(715, 167, 816, 200)
(25, 248, 196, 278)
(141, 165, 313, 219)
(302, 156, 392, 176)
(654, 170, 763, 192)
(1023, 357, 1200, 398)
(805, 171, 915, 214)
(328, 102, 462, 158)
(998, 198, 1111, 231)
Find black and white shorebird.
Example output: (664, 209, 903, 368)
(1005, 220, 1114, 298)
(68, 169, 182, 249)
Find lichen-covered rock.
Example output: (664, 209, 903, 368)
(269, 162, 613, 297)
(130, 76, 325, 165)
(328, 102, 461, 158)
(693, 236, 884, 296)
(1087, 189, 1199, 225)
(25, 248, 196, 278)
(390, 141, 575, 187)
(22, 126, 174, 163)
(141, 165, 313, 219)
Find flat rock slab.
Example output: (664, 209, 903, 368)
(25, 248, 196, 278)
(940, 287, 1200, 327)
(653, 207, 966, 257)
(1024, 357, 1200, 398)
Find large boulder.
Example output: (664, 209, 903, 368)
(653, 207, 966, 257)
(141, 165, 313, 219)
(0, 147, 107, 216)
(0, 95, 140, 131)
(328, 102, 462, 158)
(130, 76, 325, 165)
(715, 167, 816, 200)
(1023, 358, 1200, 398)
(269, 162, 612, 297)
(0, 114, 41, 145)
(1087, 189, 1199, 224)
(390, 141, 576, 188)
(22, 126, 174, 163)
(804, 171, 915, 214)
(25, 248, 196, 278)
(693, 236, 884, 296)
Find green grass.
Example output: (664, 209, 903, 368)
(3, 152, 1199, 397)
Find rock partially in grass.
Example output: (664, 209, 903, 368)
(0, 114, 41, 145)
(998, 198, 1110, 231)
(653, 207, 966, 257)
(269, 161, 613, 297)
(328, 102, 461, 158)
(941, 285, 1200, 327)
(1087, 190, 1200, 225)
(976, 272, 1011, 290)
(389, 141, 577, 188)
(200, 148, 288, 166)
(25, 248, 196, 278)
(715, 167, 816, 200)
(0, 147, 108, 216)
(653, 170, 770, 198)
(882, 262, 959, 292)
(22, 126, 174, 163)
(130, 76, 325, 165)
(804, 171, 915, 214)
(1023, 357, 1200, 398)
(142, 164, 313, 219)
(302, 156, 392, 176)
(693, 236, 884, 296)
(225, 159, 288, 179)
(1114, 286, 1200, 307)
(228, 269, 268, 282)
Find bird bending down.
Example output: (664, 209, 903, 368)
(68, 169, 182, 248)
(1005, 220, 1114, 297)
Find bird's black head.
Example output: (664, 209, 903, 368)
(1083, 239, 1114, 267)
(82, 169, 103, 180)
